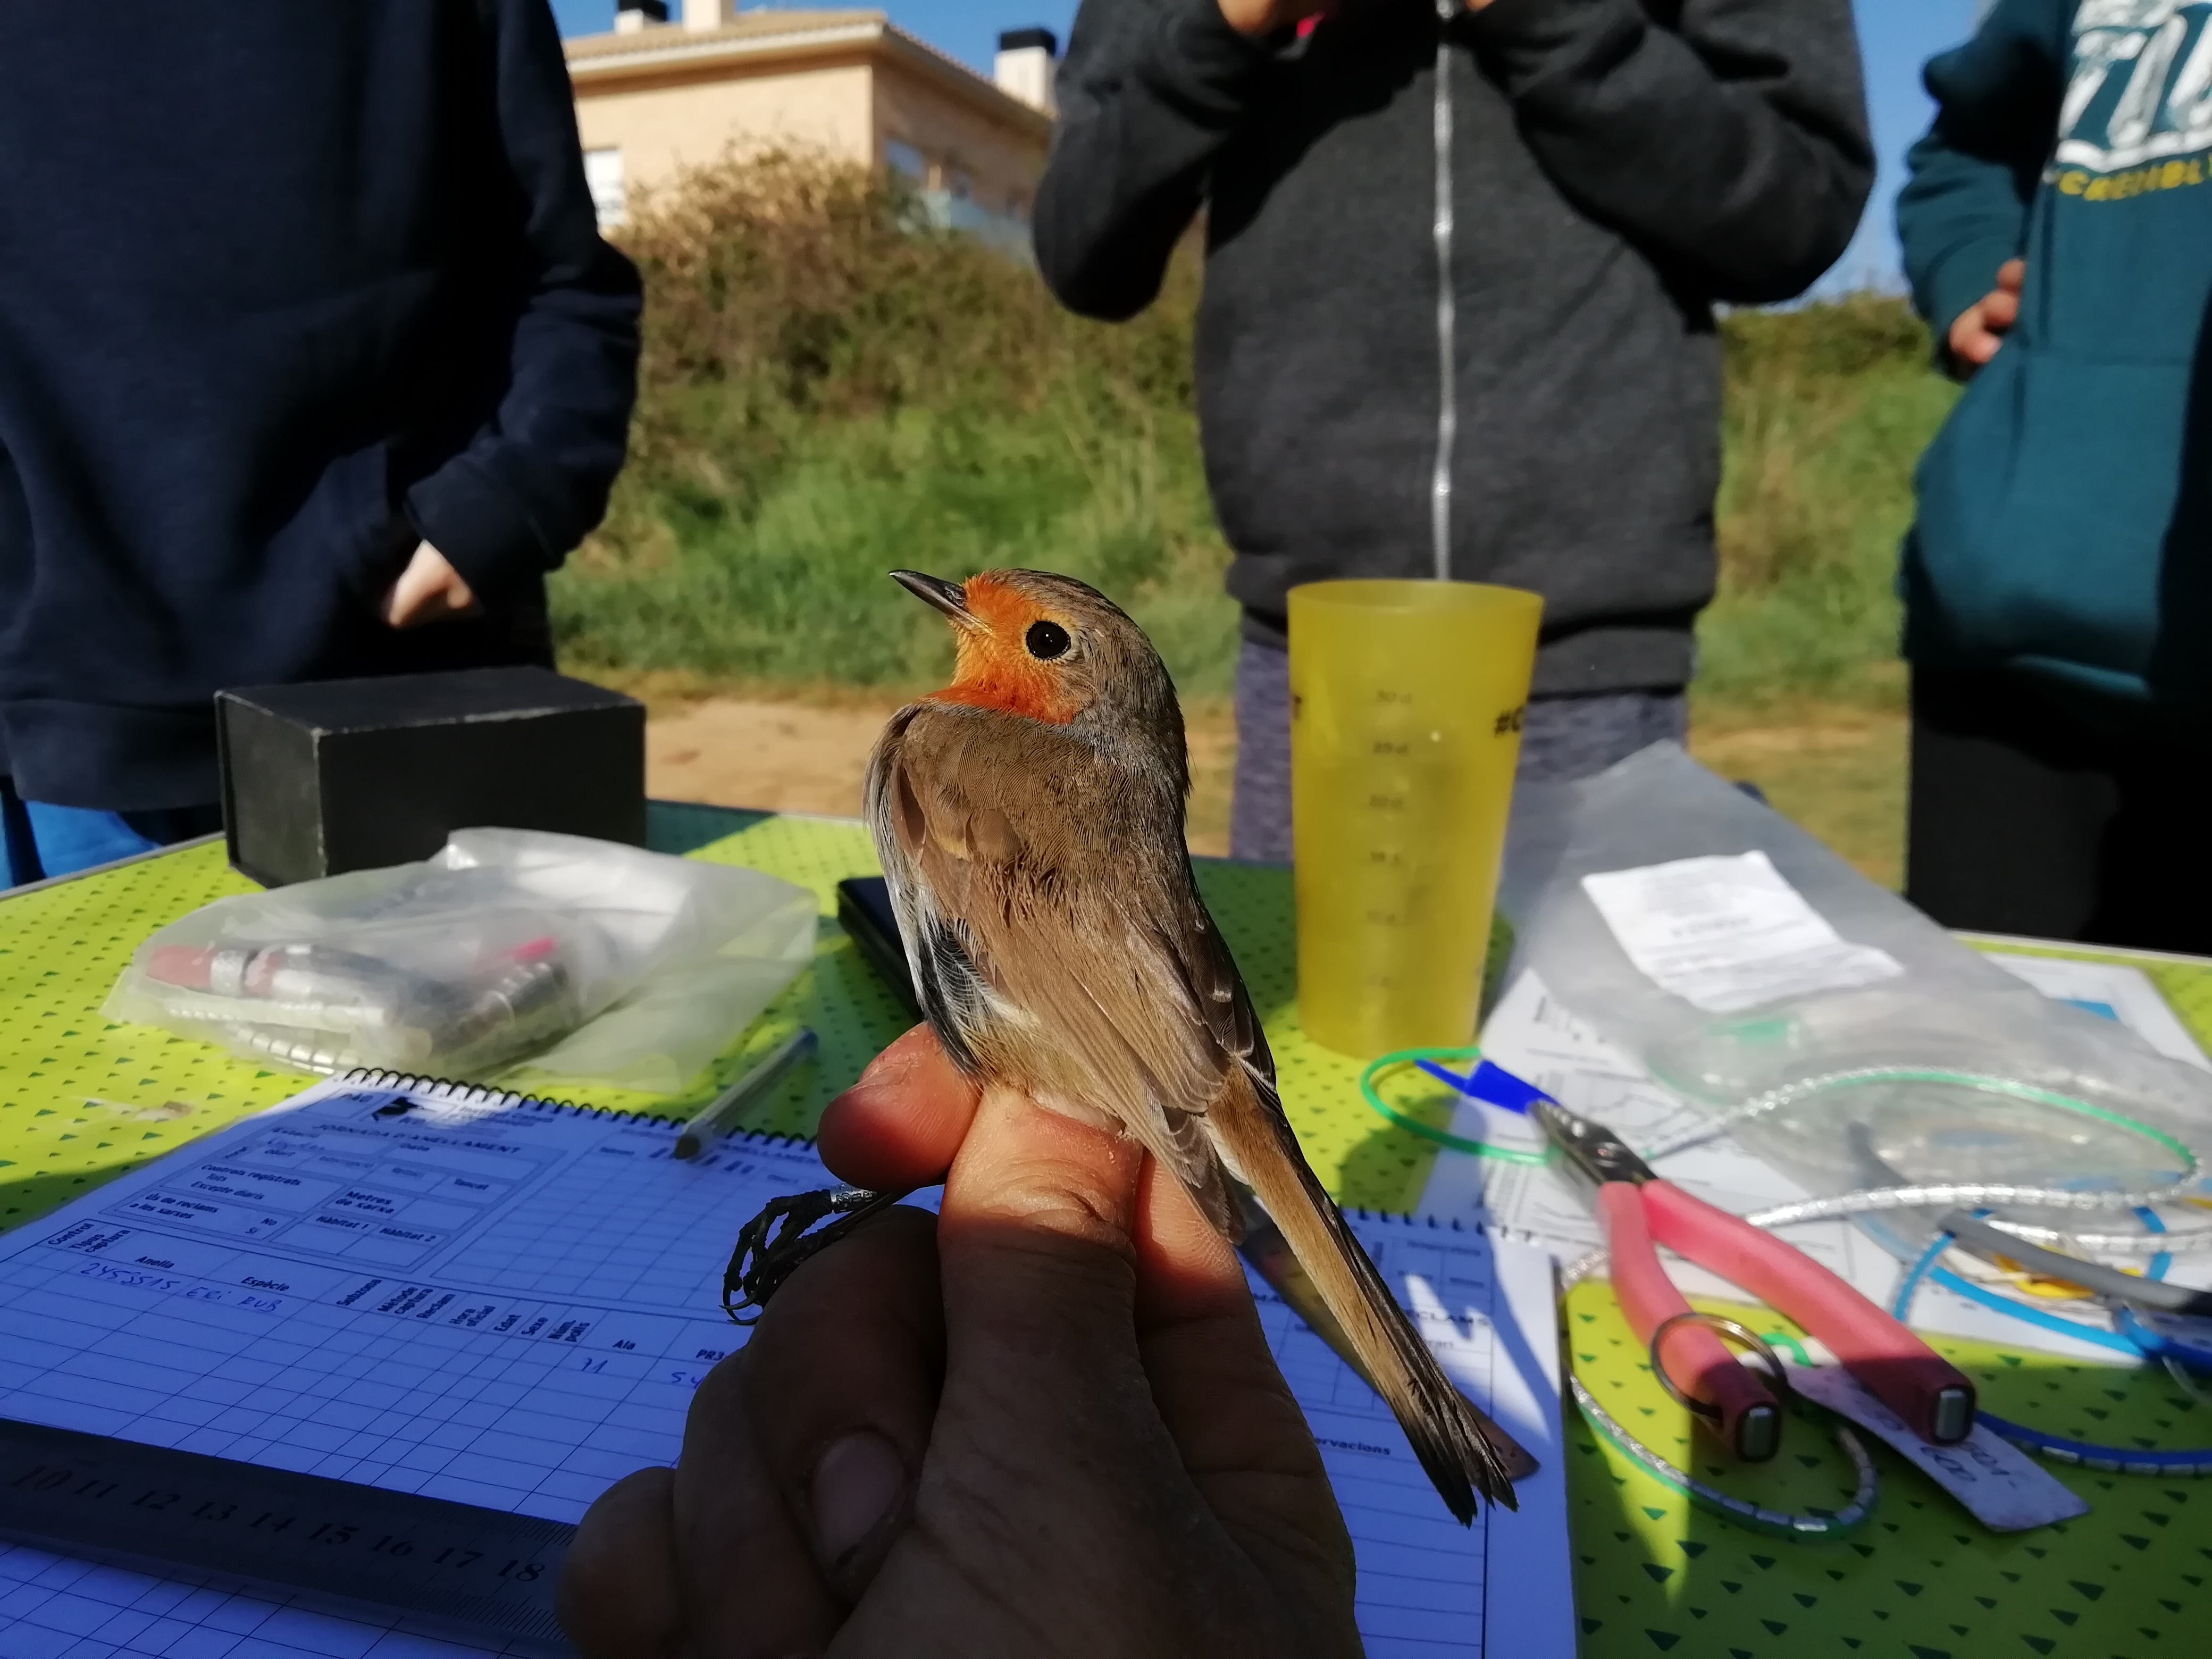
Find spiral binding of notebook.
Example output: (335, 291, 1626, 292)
(338, 1065, 813, 1151)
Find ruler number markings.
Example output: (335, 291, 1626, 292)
(4, 1446, 560, 1588)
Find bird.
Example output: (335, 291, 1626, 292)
(860, 565, 1517, 1523)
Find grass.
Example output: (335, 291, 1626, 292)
(561, 397, 1238, 696)
(553, 151, 1237, 700)
(1695, 298, 1957, 717)
(552, 154, 1960, 879)
(1690, 711, 1908, 886)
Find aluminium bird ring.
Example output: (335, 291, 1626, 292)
(1645, 1311, 1793, 1423)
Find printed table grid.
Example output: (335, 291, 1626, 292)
(1, 1076, 1564, 1657)
(0, 1091, 808, 1529)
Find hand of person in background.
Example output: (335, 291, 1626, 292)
(381, 542, 481, 629)
(1947, 257, 2024, 377)
(1217, 0, 1493, 32)
(1215, 0, 1328, 38)
(558, 1025, 1360, 1659)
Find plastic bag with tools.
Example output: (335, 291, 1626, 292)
(1496, 743, 2212, 1261)
(105, 830, 817, 1092)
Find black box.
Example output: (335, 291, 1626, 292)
(216, 667, 647, 887)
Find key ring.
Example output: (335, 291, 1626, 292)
(1646, 1310, 1792, 1423)
(1562, 1247, 1879, 1537)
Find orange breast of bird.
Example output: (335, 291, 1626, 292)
(926, 574, 1079, 725)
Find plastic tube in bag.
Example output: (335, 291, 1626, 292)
(1497, 744, 2212, 1258)
(106, 830, 816, 1090)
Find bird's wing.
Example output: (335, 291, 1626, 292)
(864, 706, 1003, 1081)
(865, 705, 1243, 1229)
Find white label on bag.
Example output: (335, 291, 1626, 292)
(1580, 851, 1905, 1013)
(1784, 1363, 2090, 1532)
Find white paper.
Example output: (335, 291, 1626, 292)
(0, 1075, 1571, 1658)
(1784, 1362, 2090, 1532)
(1247, 1222, 1575, 1658)
(1984, 951, 2212, 1069)
(1581, 851, 1905, 1013)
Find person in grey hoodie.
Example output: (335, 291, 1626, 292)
(1034, 0, 1873, 860)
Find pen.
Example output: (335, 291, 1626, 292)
(675, 1028, 819, 1160)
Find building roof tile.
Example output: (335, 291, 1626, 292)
(565, 10, 887, 63)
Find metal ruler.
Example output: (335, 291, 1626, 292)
(0, 1416, 575, 1654)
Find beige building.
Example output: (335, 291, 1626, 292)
(564, 0, 1056, 252)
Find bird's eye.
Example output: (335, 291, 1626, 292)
(1025, 619, 1072, 660)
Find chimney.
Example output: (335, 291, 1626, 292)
(614, 0, 669, 32)
(683, 0, 734, 29)
(994, 28, 1058, 114)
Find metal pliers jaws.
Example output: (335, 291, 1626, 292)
(1536, 1100, 1978, 1459)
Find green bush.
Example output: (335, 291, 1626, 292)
(551, 152, 1956, 714)
(1699, 295, 1957, 712)
(553, 151, 1236, 698)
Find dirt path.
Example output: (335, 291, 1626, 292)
(649, 697, 903, 824)
(649, 696, 1905, 881)
(649, 695, 1239, 854)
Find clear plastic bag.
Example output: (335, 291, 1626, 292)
(1498, 744, 2212, 1254)
(105, 830, 817, 1090)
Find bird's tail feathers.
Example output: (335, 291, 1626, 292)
(1210, 1069, 1517, 1524)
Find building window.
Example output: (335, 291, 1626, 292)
(583, 148, 626, 231)
(948, 169, 974, 201)
(884, 140, 927, 181)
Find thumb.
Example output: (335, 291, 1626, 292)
(936, 1084, 1149, 1387)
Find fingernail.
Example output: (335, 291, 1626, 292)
(810, 1430, 907, 1570)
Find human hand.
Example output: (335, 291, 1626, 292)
(1216, 0, 1493, 37)
(559, 1024, 1360, 1658)
(1215, 0, 1333, 39)
(380, 541, 480, 628)
(1947, 257, 2024, 377)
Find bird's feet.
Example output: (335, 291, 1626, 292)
(722, 1186, 911, 1323)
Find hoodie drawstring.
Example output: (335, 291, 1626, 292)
(1429, 0, 1457, 583)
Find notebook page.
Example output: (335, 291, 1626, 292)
(1252, 1216, 1573, 1659)
(0, 1075, 1571, 1656)
(0, 1076, 819, 1523)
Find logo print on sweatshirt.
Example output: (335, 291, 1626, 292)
(2060, 1, 2212, 173)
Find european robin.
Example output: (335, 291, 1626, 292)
(863, 566, 1515, 1522)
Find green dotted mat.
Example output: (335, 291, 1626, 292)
(3, 823, 2208, 1655)
(1563, 1283, 2208, 1658)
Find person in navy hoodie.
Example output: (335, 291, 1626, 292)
(0, 1, 640, 887)
(1899, 0, 2212, 949)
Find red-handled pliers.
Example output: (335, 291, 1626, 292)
(1537, 1100, 1976, 1458)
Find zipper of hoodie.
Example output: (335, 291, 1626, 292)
(1429, 0, 1457, 583)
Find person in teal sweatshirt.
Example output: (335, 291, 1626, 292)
(1897, 0, 2212, 952)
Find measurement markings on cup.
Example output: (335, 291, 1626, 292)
(0, 1416, 576, 1653)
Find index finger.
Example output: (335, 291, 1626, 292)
(824, 1027, 1251, 1316)
(818, 1024, 979, 1189)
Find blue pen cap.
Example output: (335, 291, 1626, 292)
(1415, 1055, 1553, 1115)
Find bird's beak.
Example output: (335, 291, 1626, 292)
(891, 569, 978, 627)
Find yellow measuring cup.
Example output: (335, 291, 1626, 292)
(1288, 579, 1543, 1058)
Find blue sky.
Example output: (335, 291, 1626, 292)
(552, 0, 1987, 291)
